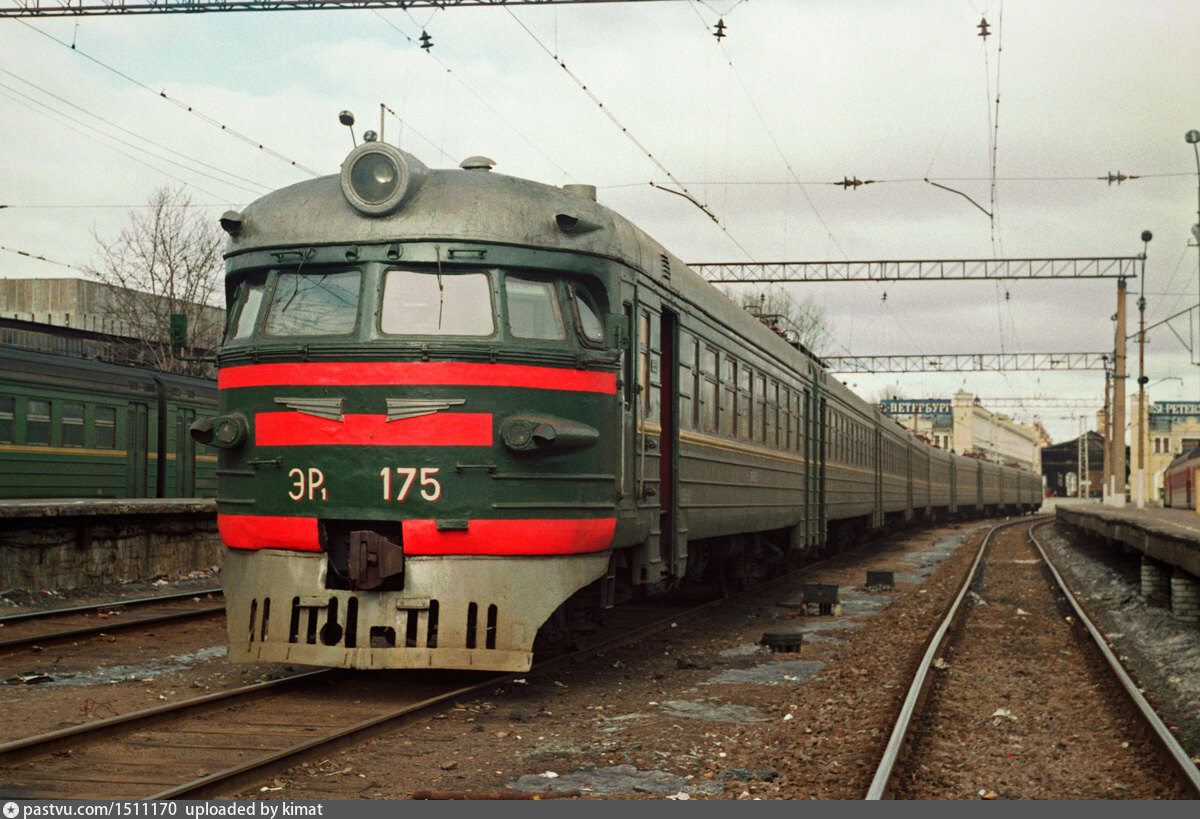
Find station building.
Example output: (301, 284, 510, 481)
(1128, 398, 1200, 504)
(1042, 431, 1106, 498)
(878, 391, 1043, 472)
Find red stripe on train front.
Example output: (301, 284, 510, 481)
(219, 514, 320, 551)
(255, 412, 493, 447)
(402, 518, 616, 555)
(219, 362, 616, 394)
(218, 514, 615, 555)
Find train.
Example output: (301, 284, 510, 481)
(1162, 446, 1200, 509)
(0, 345, 217, 500)
(199, 138, 1043, 672)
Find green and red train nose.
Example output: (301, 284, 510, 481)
(211, 359, 618, 567)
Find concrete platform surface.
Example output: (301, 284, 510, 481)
(0, 498, 216, 519)
(1056, 501, 1200, 578)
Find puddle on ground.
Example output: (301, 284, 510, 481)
(511, 764, 723, 797)
(719, 642, 768, 658)
(895, 530, 967, 584)
(657, 699, 772, 723)
(704, 658, 825, 686)
(5, 646, 227, 687)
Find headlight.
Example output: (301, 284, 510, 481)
(501, 414, 598, 453)
(190, 414, 249, 449)
(340, 143, 428, 216)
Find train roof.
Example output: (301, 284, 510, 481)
(225, 149, 828, 377)
(0, 345, 215, 397)
(226, 161, 668, 276)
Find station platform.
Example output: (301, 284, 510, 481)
(0, 497, 215, 519)
(0, 498, 220, 592)
(1055, 500, 1200, 626)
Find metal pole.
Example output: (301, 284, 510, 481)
(1112, 277, 1128, 507)
(1137, 233, 1151, 507)
(1080, 415, 1089, 497)
(1102, 361, 1112, 502)
(1187, 132, 1200, 404)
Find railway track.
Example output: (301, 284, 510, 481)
(867, 518, 1200, 800)
(0, 589, 224, 651)
(0, 578, 776, 799)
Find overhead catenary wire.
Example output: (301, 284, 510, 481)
(0, 84, 241, 202)
(503, 5, 755, 261)
(1, 244, 89, 273)
(0, 68, 270, 197)
(373, 9, 576, 179)
(13, 19, 321, 177)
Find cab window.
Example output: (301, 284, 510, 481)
(381, 270, 494, 336)
(572, 284, 604, 345)
(228, 282, 265, 341)
(506, 276, 565, 341)
(264, 271, 360, 336)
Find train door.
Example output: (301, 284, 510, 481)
(906, 444, 914, 520)
(176, 406, 197, 497)
(872, 428, 883, 528)
(128, 403, 149, 497)
(658, 308, 682, 577)
(808, 372, 826, 550)
(619, 297, 636, 507)
(632, 300, 682, 583)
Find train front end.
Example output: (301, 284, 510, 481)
(202, 144, 622, 671)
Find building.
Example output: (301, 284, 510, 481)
(1128, 398, 1200, 505)
(1042, 431, 1105, 498)
(0, 277, 224, 374)
(879, 391, 1042, 472)
(877, 398, 954, 451)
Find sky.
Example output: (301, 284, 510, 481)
(1, 0, 1198, 443)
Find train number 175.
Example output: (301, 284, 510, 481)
(380, 467, 442, 502)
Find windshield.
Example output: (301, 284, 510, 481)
(264, 271, 360, 336)
(506, 276, 565, 341)
(381, 270, 494, 336)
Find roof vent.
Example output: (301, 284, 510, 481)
(460, 156, 496, 172)
(563, 184, 597, 201)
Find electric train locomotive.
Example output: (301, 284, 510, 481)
(197, 137, 1042, 672)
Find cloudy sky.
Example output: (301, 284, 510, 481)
(1, 0, 1198, 442)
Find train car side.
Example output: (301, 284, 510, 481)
(0, 347, 216, 499)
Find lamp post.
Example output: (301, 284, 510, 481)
(1136, 230, 1152, 507)
(1188, 130, 1200, 399)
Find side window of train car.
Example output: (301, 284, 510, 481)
(678, 333, 696, 430)
(383, 270, 494, 336)
(765, 380, 778, 449)
(737, 364, 751, 441)
(781, 388, 794, 452)
(265, 271, 361, 336)
(753, 373, 766, 444)
(228, 281, 265, 342)
(699, 344, 718, 433)
(506, 276, 565, 341)
(95, 406, 116, 449)
(570, 284, 605, 347)
(719, 357, 735, 437)
(62, 403, 85, 448)
(0, 396, 12, 443)
(26, 399, 50, 446)
(0, 393, 12, 439)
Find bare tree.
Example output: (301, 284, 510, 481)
(728, 287, 831, 356)
(86, 187, 224, 375)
